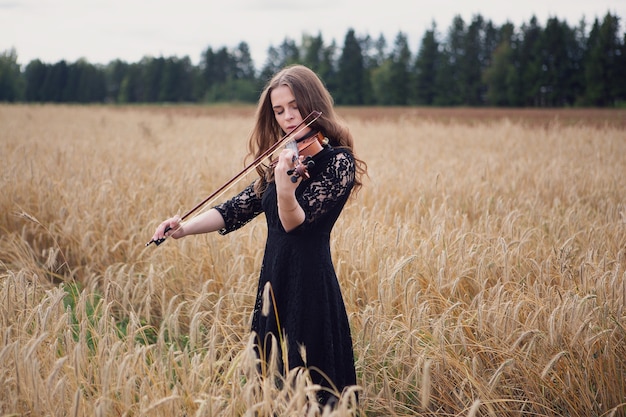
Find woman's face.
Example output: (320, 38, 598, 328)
(270, 84, 311, 140)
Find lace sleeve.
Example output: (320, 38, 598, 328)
(213, 181, 263, 235)
(298, 150, 355, 225)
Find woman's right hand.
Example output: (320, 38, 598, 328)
(151, 215, 185, 243)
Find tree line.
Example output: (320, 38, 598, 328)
(0, 12, 624, 107)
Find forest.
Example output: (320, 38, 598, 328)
(0, 11, 624, 107)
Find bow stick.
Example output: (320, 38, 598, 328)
(146, 110, 323, 247)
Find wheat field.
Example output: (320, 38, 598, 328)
(1, 104, 625, 416)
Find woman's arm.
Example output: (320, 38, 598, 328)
(274, 148, 306, 232)
(277, 192, 305, 232)
(151, 208, 226, 242)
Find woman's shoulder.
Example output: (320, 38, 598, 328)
(327, 146, 355, 168)
(316, 145, 354, 162)
(312, 146, 355, 179)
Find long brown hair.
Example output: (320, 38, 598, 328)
(248, 64, 367, 196)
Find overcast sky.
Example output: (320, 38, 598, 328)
(1, 0, 624, 69)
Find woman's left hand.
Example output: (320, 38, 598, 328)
(274, 148, 302, 195)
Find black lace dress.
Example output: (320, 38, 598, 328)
(214, 144, 357, 400)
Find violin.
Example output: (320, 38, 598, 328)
(278, 131, 328, 183)
(146, 110, 323, 247)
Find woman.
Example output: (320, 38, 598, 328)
(151, 64, 367, 405)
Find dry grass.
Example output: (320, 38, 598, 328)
(1, 104, 625, 416)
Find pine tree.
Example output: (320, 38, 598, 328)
(0, 49, 24, 101)
(413, 23, 439, 105)
(336, 29, 365, 105)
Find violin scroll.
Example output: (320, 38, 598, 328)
(287, 156, 315, 183)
